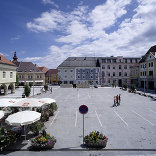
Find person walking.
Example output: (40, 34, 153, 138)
(118, 94, 121, 105)
(50, 87, 52, 93)
(116, 95, 119, 106)
(113, 96, 116, 107)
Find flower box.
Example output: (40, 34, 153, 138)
(84, 131, 108, 148)
(31, 133, 56, 150)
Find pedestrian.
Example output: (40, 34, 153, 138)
(51, 87, 52, 93)
(118, 94, 121, 105)
(113, 96, 116, 107)
(116, 95, 119, 106)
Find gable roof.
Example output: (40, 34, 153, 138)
(140, 45, 156, 63)
(38, 66, 49, 73)
(58, 57, 99, 68)
(45, 69, 58, 76)
(17, 62, 43, 72)
(0, 54, 16, 66)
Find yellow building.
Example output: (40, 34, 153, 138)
(0, 54, 17, 95)
(45, 69, 58, 85)
(139, 45, 156, 90)
(130, 64, 140, 87)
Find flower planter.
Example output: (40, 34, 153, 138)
(31, 133, 56, 150)
(85, 138, 108, 148)
(84, 131, 108, 148)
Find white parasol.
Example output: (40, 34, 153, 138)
(5, 110, 41, 126)
(11, 98, 47, 108)
(0, 110, 4, 119)
(40, 98, 56, 104)
(0, 99, 22, 107)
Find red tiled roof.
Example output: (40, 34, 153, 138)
(0, 54, 16, 66)
(38, 66, 49, 73)
(46, 69, 58, 76)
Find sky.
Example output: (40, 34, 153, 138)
(0, 0, 156, 68)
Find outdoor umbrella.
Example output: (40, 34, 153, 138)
(0, 110, 4, 119)
(11, 98, 47, 108)
(5, 110, 41, 126)
(40, 98, 56, 104)
(0, 98, 22, 107)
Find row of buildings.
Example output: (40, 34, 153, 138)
(57, 45, 156, 89)
(0, 45, 156, 95)
(130, 45, 156, 90)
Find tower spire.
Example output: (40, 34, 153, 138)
(13, 51, 18, 62)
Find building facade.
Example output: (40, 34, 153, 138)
(12, 52, 45, 86)
(139, 45, 156, 90)
(100, 56, 140, 86)
(130, 64, 139, 87)
(57, 57, 100, 85)
(45, 69, 58, 85)
(0, 54, 17, 95)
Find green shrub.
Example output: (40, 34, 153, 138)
(30, 121, 44, 136)
(50, 102, 58, 111)
(24, 85, 31, 97)
(0, 127, 17, 151)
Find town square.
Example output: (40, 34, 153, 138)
(1, 0, 156, 156)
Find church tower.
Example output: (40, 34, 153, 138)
(12, 51, 18, 63)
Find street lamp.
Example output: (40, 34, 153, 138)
(143, 64, 146, 94)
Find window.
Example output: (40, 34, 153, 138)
(119, 65, 122, 70)
(125, 59, 127, 63)
(113, 66, 115, 69)
(108, 73, 110, 77)
(3, 72, 6, 78)
(149, 71, 153, 76)
(119, 59, 122, 62)
(102, 65, 105, 69)
(40, 75, 42, 78)
(90, 76, 93, 79)
(112, 59, 116, 63)
(107, 65, 110, 69)
(10, 72, 13, 78)
(65, 70, 67, 72)
(124, 65, 127, 69)
(78, 75, 80, 79)
(141, 72, 142, 76)
(119, 72, 122, 76)
(149, 63, 150, 67)
(151, 62, 153, 67)
(124, 72, 127, 76)
(102, 59, 106, 63)
(135, 59, 138, 63)
(70, 70, 73, 72)
(130, 59, 132, 63)
(83, 76, 85, 79)
(107, 59, 111, 63)
(113, 72, 115, 76)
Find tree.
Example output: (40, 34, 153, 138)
(44, 84, 48, 92)
(16, 74, 19, 87)
(24, 84, 31, 97)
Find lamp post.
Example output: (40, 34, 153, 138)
(143, 64, 146, 94)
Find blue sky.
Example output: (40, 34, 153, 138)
(0, 0, 156, 68)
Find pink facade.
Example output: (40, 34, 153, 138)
(100, 56, 140, 86)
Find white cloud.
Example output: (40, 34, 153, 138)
(42, 0, 59, 8)
(11, 35, 21, 40)
(26, 0, 156, 68)
(27, 10, 66, 32)
(23, 57, 42, 62)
